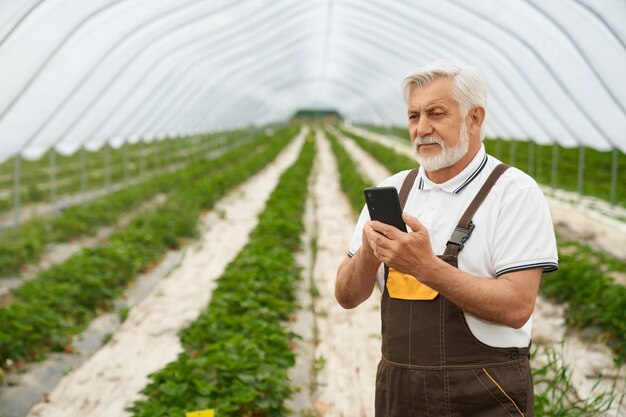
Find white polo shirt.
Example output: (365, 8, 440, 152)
(347, 145, 558, 348)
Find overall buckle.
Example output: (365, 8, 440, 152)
(447, 222, 475, 250)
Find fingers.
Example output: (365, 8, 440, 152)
(402, 212, 425, 233)
(365, 222, 393, 246)
(369, 220, 403, 238)
(364, 222, 394, 261)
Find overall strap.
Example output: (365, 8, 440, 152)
(443, 163, 510, 257)
(399, 168, 419, 209)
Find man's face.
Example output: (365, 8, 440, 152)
(406, 77, 469, 171)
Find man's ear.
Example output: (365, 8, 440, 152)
(468, 107, 485, 136)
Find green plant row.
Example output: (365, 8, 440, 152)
(323, 129, 373, 211)
(0, 133, 241, 213)
(541, 237, 626, 364)
(337, 126, 416, 174)
(0, 133, 254, 278)
(0, 126, 299, 366)
(355, 123, 626, 208)
(329, 127, 620, 415)
(129, 133, 316, 417)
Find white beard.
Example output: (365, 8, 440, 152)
(413, 122, 469, 171)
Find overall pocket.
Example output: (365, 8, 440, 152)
(448, 364, 527, 417)
(386, 268, 438, 300)
(473, 366, 526, 416)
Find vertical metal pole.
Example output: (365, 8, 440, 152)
(610, 147, 618, 207)
(173, 139, 178, 167)
(510, 140, 516, 167)
(495, 138, 501, 160)
(140, 142, 146, 178)
(537, 142, 543, 180)
(80, 146, 87, 202)
(13, 154, 21, 234)
(528, 140, 535, 177)
(124, 143, 129, 184)
(166, 139, 171, 168)
(160, 140, 164, 170)
(577, 146, 585, 198)
(551, 142, 559, 190)
(173, 139, 179, 167)
(50, 149, 57, 212)
(153, 141, 158, 172)
(104, 144, 111, 191)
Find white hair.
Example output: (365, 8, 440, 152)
(401, 59, 487, 139)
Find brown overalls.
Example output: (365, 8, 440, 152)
(375, 164, 534, 417)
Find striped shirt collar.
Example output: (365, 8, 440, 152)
(416, 145, 488, 194)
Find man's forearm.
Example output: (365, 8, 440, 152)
(416, 257, 541, 329)
(335, 250, 380, 309)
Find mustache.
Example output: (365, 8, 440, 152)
(413, 135, 444, 147)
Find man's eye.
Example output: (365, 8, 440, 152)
(430, 112, 444, 118)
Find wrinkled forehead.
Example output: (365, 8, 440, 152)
(407, 77, 459, 110)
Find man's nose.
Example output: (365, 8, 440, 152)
(415, 116, 433, 138)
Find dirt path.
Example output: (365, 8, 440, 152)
(306, 130, 381, 417)
(25, 130, 307, 417)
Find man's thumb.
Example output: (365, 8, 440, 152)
(402, 212, 422, 232)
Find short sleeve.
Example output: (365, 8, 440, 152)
(492, 185, 558, 276)
(348, 204, 370, 257)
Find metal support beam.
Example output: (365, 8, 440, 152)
(551, 143, 559, 190)
(610, 147, 618, 207)
(104, 144, 111, 191)
(536, 142, 543, 180)
(50, 149, 57, 213)
(528, 140, 535, 177)
(13, 154, 21, 234)
(510, 140, 516, 167)
(577, 145, 585, 198)
(80, 146, 87, 202)
(140, 142, 146, 177)
(124, 143, 130, 183)
(173, 139, 179, 167)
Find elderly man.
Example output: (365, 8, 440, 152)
(335, 60, 558, 417)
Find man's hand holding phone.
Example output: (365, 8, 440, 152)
(364, 187, 407, 232)
(363, 187, 436, 276)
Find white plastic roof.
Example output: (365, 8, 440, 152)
(0, 0, 625, 163)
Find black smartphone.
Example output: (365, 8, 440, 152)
(363, 187, 407, 232)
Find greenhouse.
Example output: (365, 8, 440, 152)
(0, 0, 625, 416)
